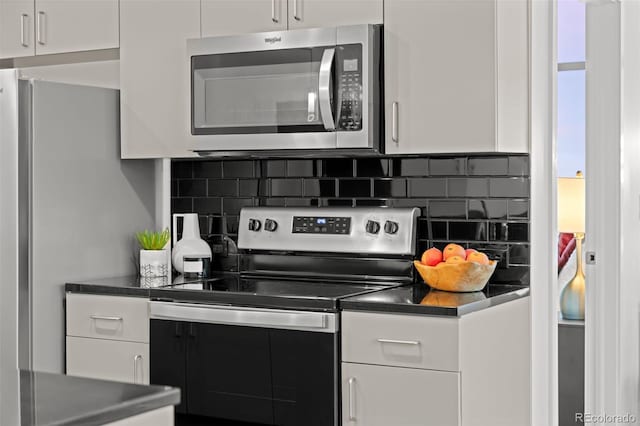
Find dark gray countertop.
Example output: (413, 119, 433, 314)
(65, 276, 528, 317)
(18, 369, 179, 426)
(65, 275, 211, 297)
(339, 283, 530, 316)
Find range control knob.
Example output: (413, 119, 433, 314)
(248, 219, 262, 232)
(365, 220, 381, 234)
(264, 219, 278, 232)
(384, 221, 399, 235)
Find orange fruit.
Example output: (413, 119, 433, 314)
(445, 255, 466, 264)
(465, 248, 477, 258)
(443, 243, 466, 260)
(421, 248, 443, 266)
(467, 251, 490, 265)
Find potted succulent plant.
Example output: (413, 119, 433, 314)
(136, 228, 171, 277)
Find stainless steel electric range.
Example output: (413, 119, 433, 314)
(149, 207, 420, 426)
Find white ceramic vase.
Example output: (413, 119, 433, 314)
(172, 213, 212, 274)
(140, 249, 169, 277)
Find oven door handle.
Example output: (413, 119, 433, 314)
(318, 47, 335, 131)
(149, 301, 336, 332)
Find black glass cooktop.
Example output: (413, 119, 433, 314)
(149, 275, 396, 312)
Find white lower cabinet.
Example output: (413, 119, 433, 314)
(341, 298, 531, 426)
(66, 292, 150, 385)
(66, 337, 149, 385)
(342, 363, 460, 426)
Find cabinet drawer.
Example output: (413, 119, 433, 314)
(66, 293, 149, 343)
(341, 311, 459, 371)
(342, 362, 460, 426)
(67, 336, 149, 384)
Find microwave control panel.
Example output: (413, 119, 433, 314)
(337, 44, 363, 131)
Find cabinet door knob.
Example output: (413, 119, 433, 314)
(348, 377, 356, 421)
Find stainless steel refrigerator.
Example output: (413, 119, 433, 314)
(0, 69, 156, 392)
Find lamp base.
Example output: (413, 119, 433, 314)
(560, 233, 585, 320)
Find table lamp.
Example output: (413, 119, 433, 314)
(557, 172, 586, 320)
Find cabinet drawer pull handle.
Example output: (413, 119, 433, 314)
(271, 0, 278, 23)
(133, 354, 142, 384)
(377, 338, 420, 346)
(36, 11, 45, 45)
(90, 315, 123, 322)
(348, 377, 356, 421)
(392, 102, 399, 144)
(293, 0, 301, 21)
(20, 14, 29, 47)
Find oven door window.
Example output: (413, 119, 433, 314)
(192, 47, 333, 135)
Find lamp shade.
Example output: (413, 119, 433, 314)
(557, 176, 585, 233)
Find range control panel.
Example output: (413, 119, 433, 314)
(238, 207, 420, 255)
(292, 216, 351, 234)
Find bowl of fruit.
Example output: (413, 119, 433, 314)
(414, 244, 497, 292)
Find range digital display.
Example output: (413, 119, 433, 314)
(292, 216, 351, 234)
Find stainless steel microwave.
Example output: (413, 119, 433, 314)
(187, 24, 382, 156)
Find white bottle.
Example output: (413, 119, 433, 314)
(171, 213, 212, 274)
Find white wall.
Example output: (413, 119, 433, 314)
(617, 2, 640, 417)
(585, 1, 640, 421)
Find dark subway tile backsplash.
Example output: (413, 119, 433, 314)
(287, 160, 317, 177)
(339, 179, 371, 198)
(429, 158, 466, 176)
(447, 178, 489, 198)
(193, 197, 222, 215)
(428, 200, 467, 219)
(270, 178, 303, 197)
(356, 158, 391, 177)
(323, 158, 354, 177)
(178, 179, 206, 197)
(393, 158, 428, 176)
(489, 177, 530, 198)
(193, 161, 222, 179)
(172, 154, 530, 284)
(468, 157, 509, 176)
(408, 178, 446, 198)
(468, 199, 508, 220)
(208, 179, 238, 197)
(223, 160, 255, 178)
(303, 179, 336, 197)
(374, 179, 406, 198)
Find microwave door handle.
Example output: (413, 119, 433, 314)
(318, 48, 336, 131)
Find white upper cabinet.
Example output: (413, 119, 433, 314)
(201, 0, 382, 37)
(120, 0, 200, 158)
(384, 0, 529, 154)
(202, 0, 287, 37)
(33, 0, 118, 55)
(496, 0, 529, 153)
(287, 0, 382, 29)
(0, 0, 118, 58)
(0, 0, 35, 58)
